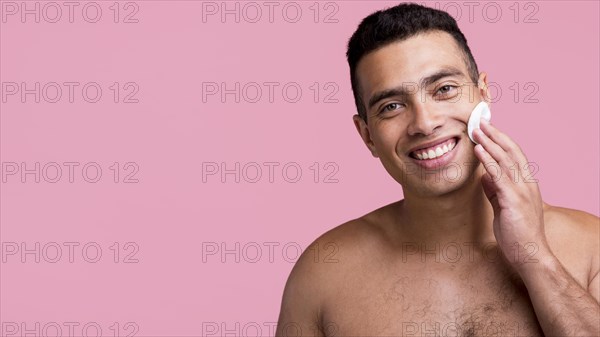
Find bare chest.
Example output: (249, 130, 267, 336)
(322, 262, 545, 337)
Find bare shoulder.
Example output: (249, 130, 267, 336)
(281, 206, 390, 295)
(543, 202, 600, 285)
(543, 202, 599, 246)
(286, 201, 396, 281)
(276, 205, 393, 335)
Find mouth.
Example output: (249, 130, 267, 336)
(409, 137, 459, 161)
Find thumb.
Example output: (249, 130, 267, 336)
(481, 172, 501, 214)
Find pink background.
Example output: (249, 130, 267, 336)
(1, 1, 598, 335)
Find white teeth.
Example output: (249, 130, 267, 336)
(412, 139, 458, 160)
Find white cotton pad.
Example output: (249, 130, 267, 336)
(467, 101, 492, 144)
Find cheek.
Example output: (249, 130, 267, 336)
(432, 93, 478, 122)
(371, 122, 406, 153)
(459, 98, 487, 125)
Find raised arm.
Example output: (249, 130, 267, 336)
(472, 120, 600, 337)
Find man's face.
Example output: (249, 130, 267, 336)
(354, 30, 488, 197)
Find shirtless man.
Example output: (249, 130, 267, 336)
(275, 3, 600, 337)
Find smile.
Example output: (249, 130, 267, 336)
(410, 137, 458, 160)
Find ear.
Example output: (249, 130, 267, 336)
(477, 72, 492, 109)
(353, 114, 379, 158)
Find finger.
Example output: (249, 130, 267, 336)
(473, 127, 516, 174)
(473, 143, 514, 188)
(475, 144, 520, 211)
(479, 120, 530, 174)
(480, 121, 538, 183)
(480, 172, 501, 213)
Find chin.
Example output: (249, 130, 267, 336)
(395, 160, 481, 198)
(407, 177, 467, 198)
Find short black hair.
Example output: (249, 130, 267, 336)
(346, 2, 480, 123)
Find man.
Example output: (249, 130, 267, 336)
(276, 3, 599, 337)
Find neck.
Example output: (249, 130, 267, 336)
(396, 166, 495, 246)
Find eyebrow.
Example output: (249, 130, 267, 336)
(367, 67, 466, 111)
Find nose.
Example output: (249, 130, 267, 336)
(406, 101, 444, 136)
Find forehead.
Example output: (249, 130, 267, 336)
(356, 31, 469, 99)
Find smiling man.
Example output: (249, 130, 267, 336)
(276, 3, 600, 337)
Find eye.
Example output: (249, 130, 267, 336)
(380, 102, 404, 113)
(435, 84, 458, 97)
